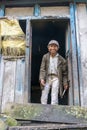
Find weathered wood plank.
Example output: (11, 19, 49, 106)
(9, 122, 87, 130)
(24, 19, 30, 103)
(4, 103, 87, 124)
(5, 7, 33, 17)
(15, 59, 25, 104)
(75, 4, 83, 106)
(34, 4, 40, 17)
(76, 4, 87, 107)
(41, 6, 69, 16)
(1, 0, 87, 7)
(0, 58, 4, 112)
(0, 4, 5, 112)
(1, 61, 16, 112)
(70, 3, 80, 105)
(8, 123, 87, 130)
(0, 5, 5, 17)
(65, 24, 73, 105)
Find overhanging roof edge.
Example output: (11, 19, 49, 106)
(0, 0, 87, 6)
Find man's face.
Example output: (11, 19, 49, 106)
(48, 44, 59, 55)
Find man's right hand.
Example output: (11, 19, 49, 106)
(40, 79, 45, 87)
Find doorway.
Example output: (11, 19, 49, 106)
(31, 19, 69, 104)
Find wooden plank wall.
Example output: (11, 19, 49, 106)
(76, 4, 87, 106)
(0, 58, 25, 112)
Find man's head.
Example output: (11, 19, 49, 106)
(47, 40, 59, 56)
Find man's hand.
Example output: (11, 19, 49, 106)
(40, 79, 45, 87)
(64, 84, 68, 90)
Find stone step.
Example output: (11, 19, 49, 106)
(3, 103, 87, 124)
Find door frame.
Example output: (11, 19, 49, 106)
(28, 16, 74, 105)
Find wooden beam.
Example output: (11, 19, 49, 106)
(4, 103, 87, 124)
(74, 3, 83, 106)
(0, 5, 5, 17)
(24, 19, 31, 103)
(0, 0, 87, 6)
(66, 24, 73, 105)
(0, 0, 72, 6)
(0, 5, 5, 112)
(9, 124, 87, 130)
(70, 3, 80, 105)
(15, 59, 25, 104)
(33, 4, 41, 17)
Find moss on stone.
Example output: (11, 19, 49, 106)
(0, 114, 19, 128)
(65, 106, 87, 119)
(0, 119, 7, 130)
(5, 116, 18, 126)
(12, 104, 44, 119)
(4, 103, 87, 124)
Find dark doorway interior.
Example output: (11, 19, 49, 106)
(19, 20, 26, 34)
(31, 19, 69, 104)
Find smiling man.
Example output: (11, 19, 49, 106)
(39, 40, 68, 105)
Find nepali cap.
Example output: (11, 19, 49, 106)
(48, 40, 59, 47)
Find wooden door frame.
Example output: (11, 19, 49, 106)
(28, 16, 73, 104)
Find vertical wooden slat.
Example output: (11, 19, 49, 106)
(75, 4, 83, 106)
(1, 61, 16, 112)
(0, 5, 5, 17)
(15, 59, 25, 103)
(0, 58, 4, 112)
(0, 5, 5, 112)
(34, 4, 41, 17)
(0, 29, 2, 111)
(66, 23, 73, 105)
(70, 3, 80, 105)
(76, 4, 87, 106)
(24, 19, 30, 103)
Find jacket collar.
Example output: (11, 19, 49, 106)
(47, 52, 62, 66)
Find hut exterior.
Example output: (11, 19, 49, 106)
(0, 0, 87, 112)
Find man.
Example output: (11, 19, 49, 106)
(39, 40, 68, 105)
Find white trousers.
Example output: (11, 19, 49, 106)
(41, 77, 59, 105)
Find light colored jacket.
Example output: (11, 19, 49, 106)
(39, 53, 68, 96)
